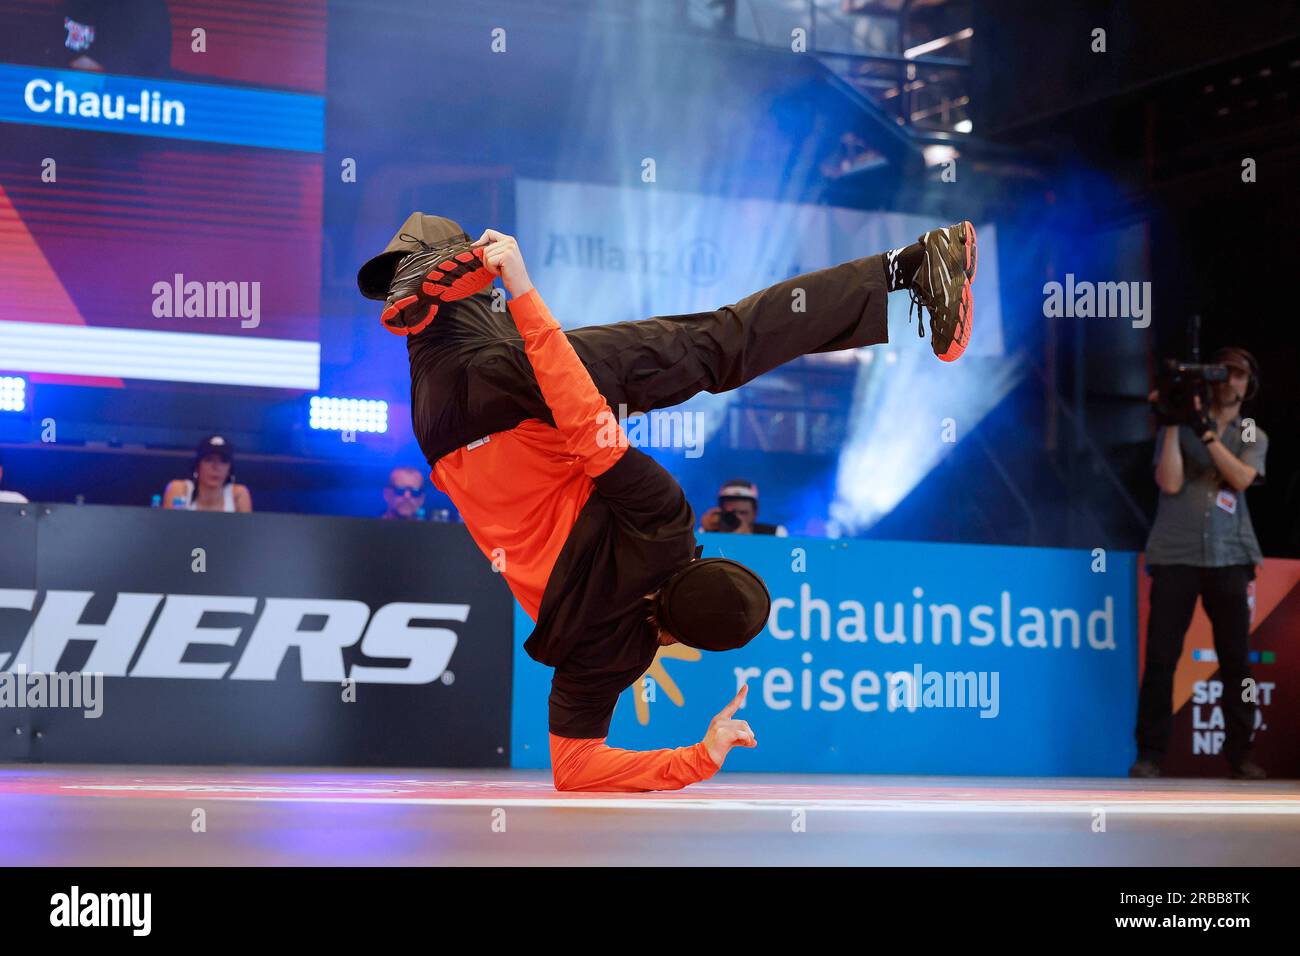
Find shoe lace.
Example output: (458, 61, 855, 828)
(401, 231, 471, 255)
(390, 232, 471, 288)
(398, 232, 432, 250)
(906, 287, 927, 339)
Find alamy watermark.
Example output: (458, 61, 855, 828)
(0, 669, 104, 718)
(888, 666, 1000, 718)
(1043, 274, 1150, 328)
(152, 274, 260, 328)
(50, 886, 150, 935)
(596, 403, 706, 458)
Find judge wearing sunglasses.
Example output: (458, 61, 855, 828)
(381, 465, 426, 520)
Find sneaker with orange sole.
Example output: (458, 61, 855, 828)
(908, 220, 976, 362)
(379, 233, 494, 336)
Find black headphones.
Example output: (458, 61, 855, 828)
(1211, 347, 1261, 402)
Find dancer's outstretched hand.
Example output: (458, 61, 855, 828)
(472, 229, 533, 297)
(703, 684, 757, 766)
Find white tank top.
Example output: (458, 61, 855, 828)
(178, 479, 236, 512)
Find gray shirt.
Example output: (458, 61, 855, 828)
(1145, 417, 1267, 567)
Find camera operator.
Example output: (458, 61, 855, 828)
(699, 479, 788, 536)
(1132, 347, 1267, 780)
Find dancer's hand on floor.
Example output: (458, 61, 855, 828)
(473, 229, 533, 297)
(703, 684, 757, 767)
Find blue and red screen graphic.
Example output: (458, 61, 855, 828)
(0, 0, 326, 390)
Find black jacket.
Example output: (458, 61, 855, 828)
(526, 447, 696, 738)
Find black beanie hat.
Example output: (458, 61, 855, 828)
(654, 558, 770, 652)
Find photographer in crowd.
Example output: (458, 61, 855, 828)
(699, 479, 788, 537)
(1131, 347, 1267, 780)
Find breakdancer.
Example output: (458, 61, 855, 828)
(357, 214, 976, 791)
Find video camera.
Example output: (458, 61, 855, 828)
(1153, 359, 1228, 429)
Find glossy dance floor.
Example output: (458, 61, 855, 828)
(2, 766, 1297, 866)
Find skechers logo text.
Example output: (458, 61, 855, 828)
(0, 593, 467, 684)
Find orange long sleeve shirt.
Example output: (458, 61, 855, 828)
(428, 289, 719, 791)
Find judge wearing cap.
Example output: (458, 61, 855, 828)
(163, 435, 252, 512)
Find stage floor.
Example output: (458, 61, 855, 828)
(2, 765, 1297, 866)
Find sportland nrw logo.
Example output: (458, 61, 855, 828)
(629, 582, 1119, 726)
(0, 591, 468, 682)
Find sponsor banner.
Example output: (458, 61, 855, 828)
(513, 533, 1138, 775)
(0, 63, 324, 151)
(0, 504, 512, 766)
(1139, 556, 1300, 777)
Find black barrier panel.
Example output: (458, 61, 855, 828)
(0, 504, 513, 766)
(0, 503, 36, 760)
